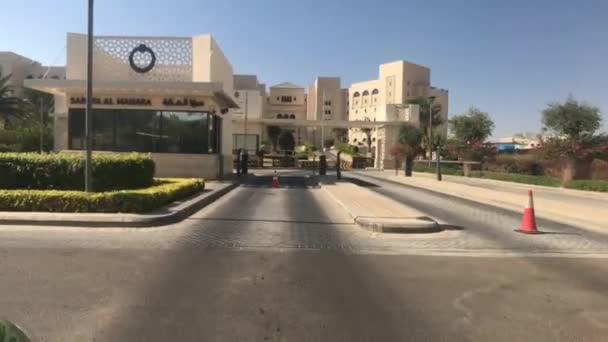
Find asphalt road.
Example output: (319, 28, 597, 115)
(0, 172, 607, 341)
(345, 171, 608, 253)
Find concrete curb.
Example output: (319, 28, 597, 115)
(355, 216, 441, 233)
(321, 185, 440, 234)
(0, 182, 239, 228)
(351, 171, 608, 234)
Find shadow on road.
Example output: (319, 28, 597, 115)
(99, 175, 441, 341)
(350, 173, 608, 295)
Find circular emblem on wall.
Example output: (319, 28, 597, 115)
(129, 44, 156, 73)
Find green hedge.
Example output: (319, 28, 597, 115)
(563, 180, 608, 192)
(413, 163, 464, 176)
(487, 154, 545, 175)
(0, 152, 155, 191)
(468, 171, 561, 187)
(0, 178, 204, 213)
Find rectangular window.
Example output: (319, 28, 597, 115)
(280, 96, 293, 103)
(68, 109, 218, 154)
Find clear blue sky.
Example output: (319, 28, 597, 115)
(2, 0, 607, 137)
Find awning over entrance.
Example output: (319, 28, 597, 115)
(23, 79, 239, 109)
(232, 117, 402, 129)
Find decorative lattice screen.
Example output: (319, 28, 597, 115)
(93, 37, 192, 82)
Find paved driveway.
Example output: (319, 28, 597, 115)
(0, 172, 607, 341)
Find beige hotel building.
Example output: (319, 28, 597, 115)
(3, 33, 448, 178)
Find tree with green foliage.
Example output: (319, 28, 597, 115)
(398, 123, 422, 154)
(398, 123, 422, 176)
(266, 126, 282, 152)
(19, 89, 55, 152)
(23, 88, 54, 124)
(542, 97, 601, 141)
(0, 73, 27, 128)
(450, 107, 494, 145)
(541, 97, 603, 162)
(278, 130, 295, 153)
(408, 96, 443, 152)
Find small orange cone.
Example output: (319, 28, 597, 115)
(271, 170, 280, 188)
(515, 189, 542, 234)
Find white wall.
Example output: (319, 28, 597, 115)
(0, 52, 65, 96)
(66, 33, 87, 80)
(230, 89, 263, 119)
(192, 34, 234, 92)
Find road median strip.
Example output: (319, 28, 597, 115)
(353, 171, 608, 234)
(321, 181, 439, 233)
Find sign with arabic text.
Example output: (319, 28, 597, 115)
(68, 96, 208, 110)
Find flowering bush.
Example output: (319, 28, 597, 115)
(389, 144, 406, 163)
(540, 134, 608, 161)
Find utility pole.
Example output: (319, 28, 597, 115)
(243, 91, 248, 153)
(84, 0, 94, 192)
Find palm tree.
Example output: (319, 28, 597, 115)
(0, 73, 27, 128)
(398, 123, 422, 176)
(23, 88, 54, 123)
(407, 96, 442, 157)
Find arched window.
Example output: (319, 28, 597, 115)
(276, 114, 283, 119)
(290, 114, 295, 119)
(371, 89, 379, 95)
(353, 92, 360, 98)
(362, 90, 370, 96)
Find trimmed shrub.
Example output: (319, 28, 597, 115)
(0, 178, 204, 213)
(564, 180, 608, 192)
(487, 154, 545, 175)
(413, 163, 464, 176)
(0, 152, 155, 191)
(469, 171, 561, 187)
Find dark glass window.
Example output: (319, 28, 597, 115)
(280, 96, 292, 103)
(68, 109, 218, 154)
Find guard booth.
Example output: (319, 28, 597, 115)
(24, 33, 239, 180)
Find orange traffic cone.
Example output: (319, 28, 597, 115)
(515, 189, 542, 234)
(271, 170, 280, 188)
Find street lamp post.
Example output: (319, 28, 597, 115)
(84, 0, 94, 192)
(242, 91, 249, 174)
(427, 96, 435, 167)
(39, 97, 44, 153)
